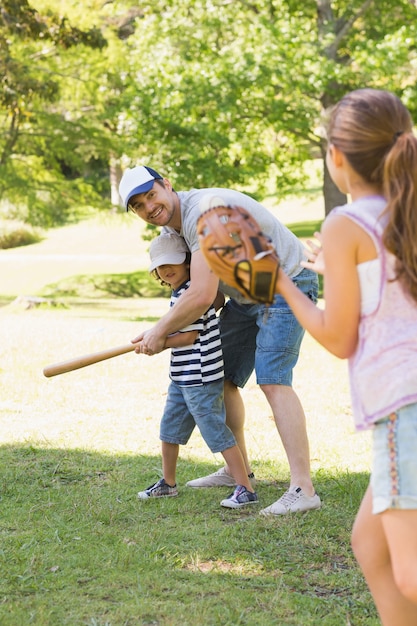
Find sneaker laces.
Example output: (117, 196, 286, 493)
(233, 485, 247, 499)
(224, 485, 246, 501)
(279, 488, 302, 507)
(214, 467, 231, 477)
(146, 478, 164, 491)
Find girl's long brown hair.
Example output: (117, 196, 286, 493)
(327, 88, 417, 303)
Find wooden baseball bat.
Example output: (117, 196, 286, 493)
(43, 343, 136, 378)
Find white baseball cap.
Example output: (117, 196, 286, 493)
(148, 233, 189, 272)
(119, 165, 163, 210)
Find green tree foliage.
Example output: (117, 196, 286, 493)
(115, 0, 417, 212)
(115, 0, 315, 198)
(1, 0, 417, 225)
(0, 0, 108, 225)
(314, 0, 417, 211)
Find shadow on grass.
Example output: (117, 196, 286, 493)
(0, 444, 377, 626)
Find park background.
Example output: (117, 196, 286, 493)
(0, 200, 376, 626)
(2, 1, 416, 624)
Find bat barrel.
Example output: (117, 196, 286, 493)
(43, 343, 136, 377)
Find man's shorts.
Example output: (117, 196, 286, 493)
(160, 378, 236, 453)
(371, 402, 417, 514)
(220, 268, 318, 387)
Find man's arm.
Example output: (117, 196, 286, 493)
(135, 330, 198, 356)
(132, 249, 219, 354)
(165, 330, 198, 348)
(134, 329, 198, 354)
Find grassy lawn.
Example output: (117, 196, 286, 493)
(0, 210, 378, 625)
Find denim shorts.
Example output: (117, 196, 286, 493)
(219, 268, 318, 387)
(371, 403, 417, 514)
(159, 379, 236, 453)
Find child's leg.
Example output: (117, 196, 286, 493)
(352, 486, 417, 626)
(223, 380, 252, 475)
(159, 381, 195, 487)
(183, 380, 255, 494)
(162, 441, 179, 487)
(382, 508, 417, 604)
(221, 445, 254, 492)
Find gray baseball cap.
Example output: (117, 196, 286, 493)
(148, 233, 188, 272)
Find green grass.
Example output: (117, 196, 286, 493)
(0, 210, 378, 625)
(0, 217, 324, 306)
(287, 220, 323, 239)
(0, 446, 376, 626)
(40, 270, 170, 301)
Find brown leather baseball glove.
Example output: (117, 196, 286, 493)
(197, 202, 280, 304)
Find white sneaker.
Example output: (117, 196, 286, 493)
(259, 486, 321, 516)
(186, 466, 256, 488)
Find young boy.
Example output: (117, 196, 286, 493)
(136, 232, 258, 509)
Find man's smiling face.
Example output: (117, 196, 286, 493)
(128, 179, 178, 228)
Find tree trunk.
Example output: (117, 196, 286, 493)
(109, 155, 122, 210)
(322, 149, 347, 215)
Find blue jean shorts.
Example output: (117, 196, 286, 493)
(371, 403, 417, 514)
(219, 268, 318, 387)
(160, 379, 236, 453)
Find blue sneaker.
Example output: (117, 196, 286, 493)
(138, 478, 178, 499)
(220, 485, 259, 509)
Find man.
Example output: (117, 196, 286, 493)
(119, 165, 321, 515)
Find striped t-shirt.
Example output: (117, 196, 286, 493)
(169, 280, 224, 387)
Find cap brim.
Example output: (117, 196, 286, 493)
(126, 180, 155, 208)
(149, 252, 186, 272)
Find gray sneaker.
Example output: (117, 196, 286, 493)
(220, 485, 259, 509)
(186, 466, 256, 488)
(259, 486, 321, 516)
(138, 478, 178, 500)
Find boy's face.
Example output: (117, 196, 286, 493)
(156, 262, 189, 290)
